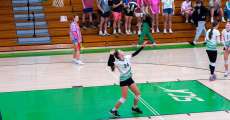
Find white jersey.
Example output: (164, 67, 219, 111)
(205, 29, 220, 50)
(114, 55, 132, 81)
(221, 29, 230, 47)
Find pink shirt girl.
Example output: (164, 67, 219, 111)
(149, 0, 160, 14)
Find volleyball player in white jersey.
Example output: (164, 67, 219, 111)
(221, 22, 230, 77)
(107, 41, 148, 117)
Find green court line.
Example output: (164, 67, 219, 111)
(0, 80, 229, 120)
(0, 43, 206, 58)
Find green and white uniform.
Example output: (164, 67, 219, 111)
(114, 55, 132, 81)
(221, 29, 230, 47)
(205, 29, 220, 50)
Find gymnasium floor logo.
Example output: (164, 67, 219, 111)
(158, 86, 205, 102)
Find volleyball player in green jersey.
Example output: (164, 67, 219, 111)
(221, 22, 230, 77)
(138, 15, 156, 46)
(205, 21, 220, 81)
(107, 41, 148, 117)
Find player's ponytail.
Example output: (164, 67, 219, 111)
(209, 20, 219, 40)
(107, 54, 115, 71)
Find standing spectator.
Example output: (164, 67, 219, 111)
(189, 0, 208, 45)
(81, 0, 95, 29)
(209, 0, 226, 23)
(162, 0, 174, 33)
(149, 0, 160, 33)
(124, 0, 138, 35)
(224, 0, 230, 21)
(70, 16, 84, 65)
(181, 0, 193, 23)
(97, 0, 111, 36)
(135, 0, 144, 35)
(112, 0, 123, 34)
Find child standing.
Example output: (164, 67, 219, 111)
(124, 0, 138, 35)
(135, 0, 145, 35)
(81, 0, 95, 29)
(149, 0, 160, 33)
(112, 0, 123, 34)
(190, 0, 208, 45)
(97, 0, 111, 36)
(181, 0, 193, 23)
(205, 21, 220, 81)
(70, 16, 84, 65)
(162, 0, 174, 33)
(221, 22, 230, 77)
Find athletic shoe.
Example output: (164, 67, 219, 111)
(169, 29, 173, 33)
(99, 31, 104, 36)
(113, 30, 117, 35)
(163, 29, 167, 33)
(132, 107, 143, 114)
(73, 59, 84, 65)
(209, 75, 214, 81)
(156, 28, 160, 33)
(188, 41, 195, 46)
(152, 42, 157, 47)
(151, 29, 155, 33)
(213, 74, 217, 80)
(185, 20, 188, 23)
(109, 110, 120, 117)
(211, 17, 214, 23)
(104, 31, 110, 36)
(224, 72, 229, 77)
(138, 30, 141, 35)
(222, 17, 226, 22)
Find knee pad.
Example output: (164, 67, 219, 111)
(119, 97, 126, 103)
(210, 62, 216, 67)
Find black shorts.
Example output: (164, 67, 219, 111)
(206, 50, 217, 63)
(124, 9, 134, 16)
(100, 11, 111, 18)
(120, 77, 135, 87)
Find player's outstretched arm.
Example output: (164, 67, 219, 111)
(132, 41, 148, 57)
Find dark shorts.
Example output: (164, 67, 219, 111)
(83, 8, 93, 13)
(120, 77, 135, 87)
(206, 50, 217, 63)
(124, 9, 134, 16)
(163, 8, 173, 15)
(100, 11, 111, 18)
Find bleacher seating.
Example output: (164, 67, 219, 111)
(0, 0, 227, 51)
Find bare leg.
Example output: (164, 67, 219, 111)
(114, 86, 128, 110)
(129, 83, 141, 107)
(224, 48, 230, 72)
(125, 16, 129, 33)
(156, 14, 159, 30)
(73, 44, 80, 60)
(99, 17, 105, 33)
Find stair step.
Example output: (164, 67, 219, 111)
(17, 29, 49, 36)
(18, 37, 51, 44)
(16, 21, 47, 28)
(12, 0, 42, 4)
(14, 13, 45, 20)
(13, 6, 43, 12)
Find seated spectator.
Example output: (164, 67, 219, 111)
(209, 0, 226, 23)
(181, 0, 193, 23)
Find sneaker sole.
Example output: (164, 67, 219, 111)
(108, 112, 120, 118)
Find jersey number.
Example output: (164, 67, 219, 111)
(124, 63, 130, 68)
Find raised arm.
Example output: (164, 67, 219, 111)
(132, 41, 148, 57)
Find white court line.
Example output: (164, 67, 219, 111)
(106, 67, 191, 120)
(105, 68, 166, 120)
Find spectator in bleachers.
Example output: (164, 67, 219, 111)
(209, 0, 226, 23)
(97, 0, 111, 36)
(112, 0, 123, 34)
(149, 0, 160, 33)
(189, 0, 207, 45)
(70, 16, 84, 65)
(224, 0, 230, 21)
(162, 0, 174, 33)
(81, 0, 95, 29)
(135, 0, 145, 35)
(123, 0, 138, 35)
(181, 0, 193, 23)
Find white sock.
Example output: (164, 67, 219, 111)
(133, 105, 137, 109)
(112, 108, 117, 111)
